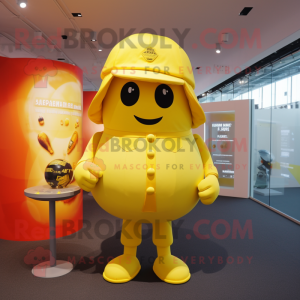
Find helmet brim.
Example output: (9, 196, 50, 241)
(88, 70, 206, 128)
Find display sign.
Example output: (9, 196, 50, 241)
(0, 57, 83, 241)
(205, 112, 235, 188)
(194, 100, 252, 198)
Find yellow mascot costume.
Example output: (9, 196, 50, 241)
(74, 33, 220, 284)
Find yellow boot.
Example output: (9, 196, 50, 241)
(153, 246, 190, 284)
(103, 246, 141, 283)
(152, 221, 190, 284)
(103, 220, 141, 283)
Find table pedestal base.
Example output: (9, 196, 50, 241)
(32, 260, 73, 278)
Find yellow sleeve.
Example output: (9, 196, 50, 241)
(76, 132, 103, 166)
(193, 134, 218, 178)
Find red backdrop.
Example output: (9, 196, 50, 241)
(0, 57, 83, 241)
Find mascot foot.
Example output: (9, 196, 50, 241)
(153, 255, 191, 284)
(103, 254, 141, 283)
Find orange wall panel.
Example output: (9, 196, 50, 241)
(0, 57, 83, 241)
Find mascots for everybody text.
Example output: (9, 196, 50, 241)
(75, 33, 220, 284)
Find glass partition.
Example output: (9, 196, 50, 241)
(221, 83, 234, 102)
(198, 48, 300, 222)
(269, 51, 300, 221)
(250, 65, 273, 205)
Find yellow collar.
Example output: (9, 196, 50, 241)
(104, 128, 192, 138)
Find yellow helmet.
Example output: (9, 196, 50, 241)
(88, 33, 205, 128)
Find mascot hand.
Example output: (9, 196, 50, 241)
(198, 175, 220, 205)
(74, 160, 103, 192)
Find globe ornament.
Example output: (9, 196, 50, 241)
(45, 159, 73, 188)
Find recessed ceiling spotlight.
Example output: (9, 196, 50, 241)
(17, 0, 27, 8)
(34, 31, 43, 39)
(48, 44, 55, 52)
(202, 93, 206, 96)
(239, 7, 253, 16)
(72, 13, 82, 17)
(221, 33, 229, 43)
(15, 43, 22, 51)
(91, 31, 97, 42)
(216, 43, 221, 54)
(57, 51, 65, 60)
(98, 49, 102, 51)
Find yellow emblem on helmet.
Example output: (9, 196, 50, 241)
(141, 47, 158, 62)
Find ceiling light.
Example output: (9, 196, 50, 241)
(216, 43, 221, 54)
(57, 51, 64, 60)
(202, 93, 206, 96)
(98, 49, 102, 51)
(17, 0, 27, 8)
(34, 31, 43, 39)
(91, 31, 97, 42)
(72, 13, 82, 17)
(48, 44, 55, 52)
(221, 33, 229, 43)
(15, 43, 22, 51)
(239, 7, 253, 16)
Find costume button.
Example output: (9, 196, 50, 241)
(146, 187, 155, 194)
(147, 168, 155, 176)
(146, 134, 156, 143)
(147, 150, 155, 158)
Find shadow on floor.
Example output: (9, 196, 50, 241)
(73, 227, 228, 283)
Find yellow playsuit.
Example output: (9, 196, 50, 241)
(74, 33, 220, 284)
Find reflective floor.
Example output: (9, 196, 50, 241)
(253, 187, 300, 221)
(1, 193, 299, 300)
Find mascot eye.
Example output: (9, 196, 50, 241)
(155, 84, 174, 108)
(121, 82, 140, 106)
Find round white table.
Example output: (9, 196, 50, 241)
(24, 184, 81, 278)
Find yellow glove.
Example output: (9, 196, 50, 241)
(198, 175, 220, 205)
(74, 160, 103, 192)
